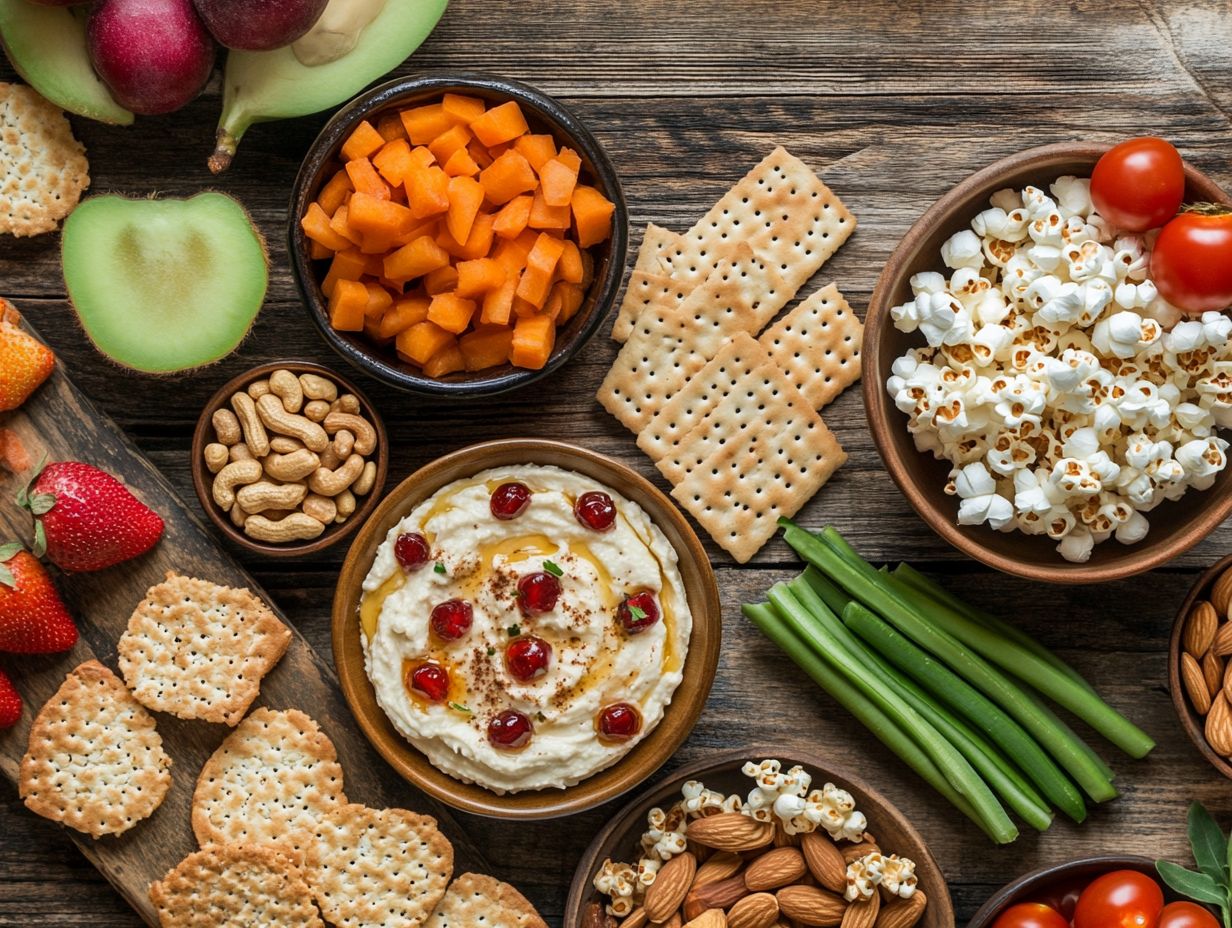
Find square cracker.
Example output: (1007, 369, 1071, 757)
(631, 222, 680, 277)
(664, 146, 856, 306)
(306, 804, 453, 928)
(0, 83, 90, 237)
(118, 573, 292, 726)
(150, 843, 324, 928)
(426, 873, 547, 928)
(759, 282, 863, 409)
(20, 660, 172, 837)
(611, 270, 690, 343)
(191, 707, 347, 852)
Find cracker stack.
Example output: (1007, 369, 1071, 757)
(0, 83, 90, 237)
(598, 147, 863, 562)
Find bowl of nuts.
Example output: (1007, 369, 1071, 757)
(1169, 553, 1232, 779)
(565, 748, 952, 928)
(191, 361, 388, 556)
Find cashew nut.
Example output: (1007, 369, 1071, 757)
(204, 443, 230, 473)
(352, 459, 378, 496)
(302, 493, 338, 524)
(334, 489, 356, 522)
(237, 480, 308, 514)
(332, 429, 354, 459)
(303, 399, 331, 423)
(229, 442, 254, 463)
(263, 448, 321, 482)
(231, 392, 270, 457)
(244, 513, 325, 543)
(212, 408, 241, 446)
(309, 453, 364, 496)
(323, 412, 377, 455)
(269, 369, 304, 413)
(268, 435, 305, 454)
(255, 393, 329, 452)
(246, 378, 271, 399)
(330, 393, 360, 415)
(299, 372, 338, 402)
(212, 459, 263, 510)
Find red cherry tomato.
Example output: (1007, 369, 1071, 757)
(992, 902, 1069, 928)
(1090, 137, 1185, 232)
(1150, 208, 1232, 313)
(1073, 870, 1164, 928)
(1158, 901, 1221, 928)
(1035, 879, 1085, 920)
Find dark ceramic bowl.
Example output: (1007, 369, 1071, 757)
(289, 71, 629, 398)
(864, 141, 1232, 584)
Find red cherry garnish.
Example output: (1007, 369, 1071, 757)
(597, 702, 642, 741)
(487, 709, 533, 749)
(394, 532, 431, 571)
(407, 662, 449, 703)
(490, 482, 532, 520)
(618, 591, 660, 634)
(574, 491, 617, 532)
(430, 599, 473, 641)
(517, 571, 561, 616)
(505, 635, 552, 682)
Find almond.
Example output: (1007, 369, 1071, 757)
(687, 875, 749, 914)
(775, 884, 847, 927)
(1213, 621, 1232, 658)
(620, 910, 649, 928)
(686, 813, 776, 853)
(694, 852, 744, 888)
(1213, 568, 1232, 618)
(645, 853, 698, 923)
(841, 840, 880, 864)
(1186, 601, 1219, 657)
(773, 824, 802, 848)
(874, 892, 927, 928)
(656, 915, 683, 928)
(1224, 659, 1232, 706)
(1184, 651, 1213, 715)
(1204, 649, 1226, 697)
(744, 847, 807, 891)
(585, 902, 618, 928)
(801, 832, 848, 893)
(727, 893, 780, 928)
(842, 891, 879, 928)
(1207, 691, 1232, 755)
(683, 910, 727, 928)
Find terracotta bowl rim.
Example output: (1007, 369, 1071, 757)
(862, 140, 1232, 584)
(190, 359, 389, 557)
(330, 438, 722, 820)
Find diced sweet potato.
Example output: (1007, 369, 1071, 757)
(363, 282, 394, 318)
(436, 211, 495, 261)
(429, 123, 473, 164)
(492, 195, 533, 240)
(427, 292, 477, 334)
(423, 340, 466, 377)
(309, 240, 333, 260)
(510, 312, 556, 370)
(554, 281, 586, 323)
(445, 175, 484, 245)
(376, 112, 408, 142)
(396, 320, 455, 365)
(302, 202, 353, 251)
(470, 100, 530, 147)
(556, 240, 584, 284)
(347, 192, 415, 239)
(455, 257, 505, 298)
(480, 278, 517, 325)
(317, 169, 353, 216)
(526, 231, 567, 276)
(441, 93, 487, 124)
(345, 158, 391, 200)
(424, 264, 459, 295)
(479, 149, 538, 206)
(460, 326, 514, 371)
(513, 134, 557, 173)
(378, 296, 431, 338)
(539, 154, 580, 207)
(406, 164, 452, 220)
(328, 204, 361, 246)
(321, 248, 367, 298)
(383, 235, 451, 281)
(341, 120, 385, 162)
(400, 103, 461, 145)
(329, 278, 368, 331)
(528, 188, 571, 230)
(467, 140, 495, 170)
(571, 184, 615, 247)
(373, 139, 414, 187)
(443, 148, 481, 178)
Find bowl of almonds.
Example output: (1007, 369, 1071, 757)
(1170, 553, 1232, 778)
(566, 748, 952, 928)
(191, 360, 388, 556)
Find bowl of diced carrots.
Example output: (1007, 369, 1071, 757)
(290, 72, 628, 397)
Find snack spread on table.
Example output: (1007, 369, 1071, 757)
(359, 463, 691, 793)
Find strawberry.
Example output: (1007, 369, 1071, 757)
(18, 462, 164, 572)
(0, 544, 78, 653)
(0, 668, 21, 728)
(0, 300, 55, 412)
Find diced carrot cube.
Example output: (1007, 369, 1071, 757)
(347, 192, 415, 238)
(479, 150, 538, 205)
(492, 195, 533, 240)
(423, 340, 466, 377)
(510, 312, 556, 370)
(399, 103, 461, 145)
(321, 248, 367, 298)
(377, 111, 408, 141)
(396, 321, 454, 366)
(394, 217, 441, 247)
(460, 326, 514, 371)
(571, 184, 615, 247)
(329, 278, 368, 332)
(436, 211, 494, 261)
(345, 158, 391, 200)
(424, 264, 459, 296)
(383, 235, 451, 281)
(309, 240, 333, 260)
(373, 139, 414, 187)
(455, 257, 505, 298)
(526, 231, 567, 276)
(539, 154, 580, 207)
(406, 165, 451, 219)
(359, 232, 401, 254)
(515, 267, 552, 309)
(328, 203, 361, 246)
(442, 148, 481, 178)
(427, 292, 477, 334)
(378, 297, 431, 338)
(556, 146, 582, 174)
(492, 229, 536, 275)
(556, 240, 583, 284)
(363, 281, 394, 318)
(302, 202, 353, 252)
(467, 140, 495, 170)
(513, 134, 557, 173)
(428, 123, 473, 164)
(480, 278, 517, 326)
(445, 175, 484, 245)
(441, 92, 487, 124)
(410, 146, 436, 168)
(528, 188, 571, 230)
(341, 119, 385, 162)
(470, 100, 530, 147)
(554, 281, 585, 323)
(363, 314, 387, 343)
(317, 168, 353, 216)
(512, 295, 541, 318)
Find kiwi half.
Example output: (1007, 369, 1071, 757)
(62, 192, 268, 373)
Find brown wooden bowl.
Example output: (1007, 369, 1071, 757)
(191, 360, 388, 557)
(1169, 553, 1232, 780)
(331, 439, 721, 819)
(864, 141, 1232, 584)
(289, 72, 629, 398)
(564, 747, 954, 928)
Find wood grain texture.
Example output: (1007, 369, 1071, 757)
(1, 0, 1231, 924)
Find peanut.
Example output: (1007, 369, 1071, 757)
(229, 502, 249, 529)
(203, 443, 229, 473)
(212, 408, 241, 445)
(256, 393, 329, 452)
(263, 448, 321, 482)
(335, 489, 356, 522)
(299, 372, 338, 402)
(237, 480, 307, 514)
(323, 411, 376, 455)
(309, 453, 364, 497)
(333, 429, 355, 459)
(231, 392, 270, 457)
(352, 459, 378, 496)
(269, 368, 304, 413)
(246, 378, 271, 399)
(212, 459, 263, 510)
(244, 512, 325, 543)
(303, 399, 331, 422)
(229, 442, 254, 462)
(302, 493, 338, 523)
(331, 393, 360, 414)
(268, 435, 305, 454)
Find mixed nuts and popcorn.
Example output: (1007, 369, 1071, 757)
(1179, 562, 1232, 757)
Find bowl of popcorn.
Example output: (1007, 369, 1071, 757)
(864, 141, 1232, 583)
(566, 748, 952, 928)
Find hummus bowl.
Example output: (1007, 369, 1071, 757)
(333, 439, 721, 819)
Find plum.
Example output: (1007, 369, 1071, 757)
(24, 0, 90, 6)
(87, 0, 215, 115)
(193, 0, 327, 51)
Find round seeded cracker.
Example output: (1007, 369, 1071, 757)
(0, 82, 89, 237)
(192, 707, 347, 853)
(150, 843, 325, 928)
(425, 873, 547, 928)
(304, 804, 453, 928)
(19, 660, 172, 838)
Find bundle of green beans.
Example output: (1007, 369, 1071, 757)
(742, 520, 1155, 844)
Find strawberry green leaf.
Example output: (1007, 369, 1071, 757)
(15, 453, 48, 509)
(28, 493, 55, 516)
(31, 521, 46, 559)
(0, 542, 21, 562)
(0, 564, 12, 588)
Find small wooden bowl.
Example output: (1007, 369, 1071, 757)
(191, 360, 388, 557)
(1169, 553, 1232, 780)
(564, 747, 954, 928)
(289, 72, 629, 398)
(864, 141, 1232, 584)
(331, 439, 721, 819)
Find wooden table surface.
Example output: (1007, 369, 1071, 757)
(3, 0, 1232, 924)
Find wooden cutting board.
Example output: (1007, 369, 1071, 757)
(0, 321, 488, 926)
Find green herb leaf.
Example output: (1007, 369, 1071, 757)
(31, 521, 46, 559)
(542, 559, 563, 577)
(0, 542, 21, 563)
(629, 604, 647, 621)
(0, 564, 13, 589)
(433, 562, 446, 575)
(1189, 802, 1229, 884)
(486, 646, 496, 657)
(16, 454, 48, 508)
(506, 623, 521, 637)
(447, 701, 471, 714)
(29, 493, 55, 516)
(1156, 860, 1230, 911)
